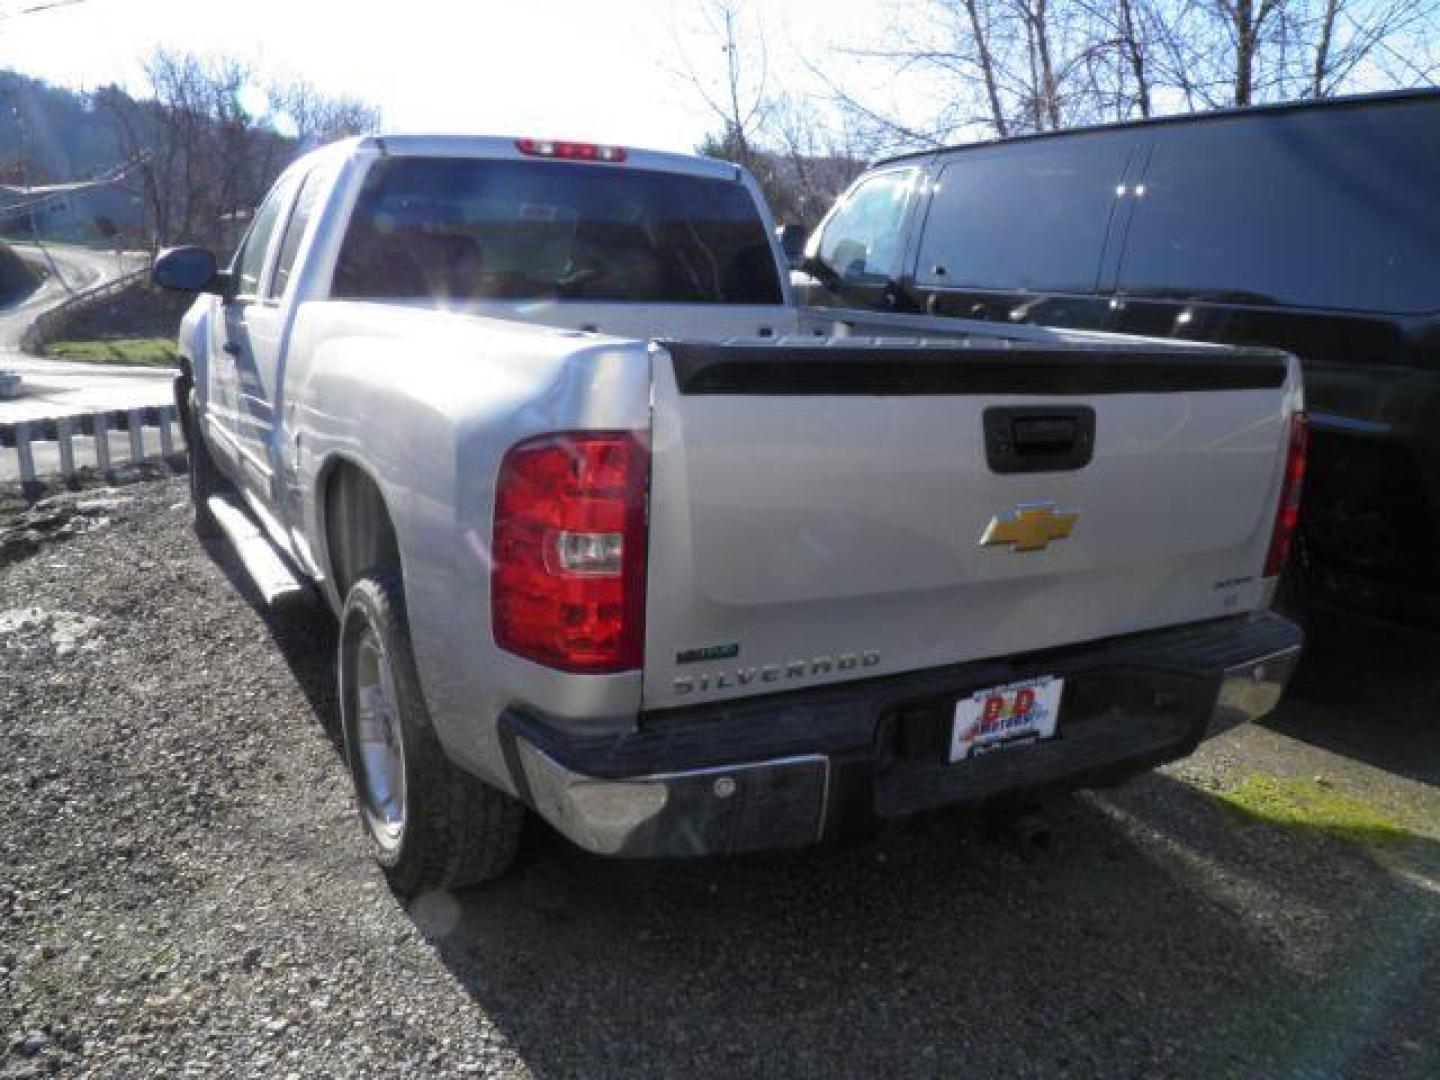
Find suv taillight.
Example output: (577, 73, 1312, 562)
(492, 432, 648, 672)
(1264, 413, 1308, 578)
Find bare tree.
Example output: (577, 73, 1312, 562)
(814, 0, 1024, 148)
(1150, 0, 1440, 106)
(198, 55, 276, 234)
(966, 0, 1014, 133)
(1018, 0, 1063, 126)
(94, 48, 382, 250)
(673, 0, 867, 224)
(95, 53, 214, 246)
(1119, 0, 1155, 115)
(1211, 0, 1287, 105)
(671, 0, 771, 170)
(762, 92, 868, 227)
(1072, 0, 1155, 118)
(820, 0, 1438, 156)
(1310, 0, 1343, 92)
(819, 0, 1138, 150)
(1298, 0, 1440, 96)
(93, 84, 167, 245)
(267, 78, 382, 150)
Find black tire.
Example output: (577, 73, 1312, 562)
(186, 388, 224, 539)
(338, 570, 524, 895)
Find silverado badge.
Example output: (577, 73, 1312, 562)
(980, 503, 1079, 553)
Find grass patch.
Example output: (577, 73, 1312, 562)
(43, 337, 179, 367)
(1216, 773, 1413, 851)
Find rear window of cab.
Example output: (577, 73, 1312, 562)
(332, 156, 783, 305)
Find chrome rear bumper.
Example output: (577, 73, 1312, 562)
(514, 740, 828, 858)
(505, 613, 1303, 858)
(1209, 643, 1304, 733)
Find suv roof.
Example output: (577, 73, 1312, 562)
(876, 86, 1440, 167)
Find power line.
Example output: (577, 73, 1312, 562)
(0, 1, 91, 21)
(0, 153, 148, 220)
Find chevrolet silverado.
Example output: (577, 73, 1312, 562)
(153, 135, 1305, 894)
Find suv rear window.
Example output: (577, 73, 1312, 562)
(332, 156, 783, 305)
(1119, 100, 1440, 314)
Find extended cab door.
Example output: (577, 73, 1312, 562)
(239, 164, 331, 522)
(214, 168, 303, 511)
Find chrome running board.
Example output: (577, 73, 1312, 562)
(207, 494, 313, 607)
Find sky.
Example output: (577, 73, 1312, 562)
(0, 0, 871, 153)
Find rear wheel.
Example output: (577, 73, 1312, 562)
(338, 570, 524, 894)
(186, 388, 225, 538)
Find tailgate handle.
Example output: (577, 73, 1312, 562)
(984, 406, 1096, 474)
(1013, 416, 1077, 452)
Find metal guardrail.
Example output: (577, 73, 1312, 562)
(1, 405, 182, 497)
(20, 266, 149, 353)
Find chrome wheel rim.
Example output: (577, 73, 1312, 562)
(353, 627, 407, 853)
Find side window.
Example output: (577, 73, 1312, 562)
(914, 135, 1133, 293)
(817, 169, 918, 283)
(233, 172, 300, 298)
(268, 165, 331, 300)
(1120, 101, 1440, 314)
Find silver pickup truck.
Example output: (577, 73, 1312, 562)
(154, 135, 1304, 894)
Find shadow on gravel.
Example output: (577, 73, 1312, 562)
(1269, 605, 1440, 788)
(409, 775, 1439, 1078)
(201, 527, 1440, 1076)
(195, 529, 341, 749)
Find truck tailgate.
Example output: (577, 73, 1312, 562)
(642, 339, 1299, 710)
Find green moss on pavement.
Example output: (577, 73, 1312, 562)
(1216, 772, 1413, 850)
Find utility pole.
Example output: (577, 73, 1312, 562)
(1, 105, 26, 400)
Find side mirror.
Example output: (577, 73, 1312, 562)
(776, 224, 807, 270)
(800, 253, 842, 293)
(152, 246, 228, 295)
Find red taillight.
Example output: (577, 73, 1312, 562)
(492, 432, 648, 672)
(515, 138, 627, 163)
(1264, 413, 1308, 577)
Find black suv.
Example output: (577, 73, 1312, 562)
(797, 89, 1440, 627)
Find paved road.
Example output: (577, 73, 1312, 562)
(0, 243, 177, 482)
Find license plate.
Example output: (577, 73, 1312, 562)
(950, 675, 1064, 763)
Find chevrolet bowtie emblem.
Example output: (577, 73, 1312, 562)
(979, 503, 1079, 553)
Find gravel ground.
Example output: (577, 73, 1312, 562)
(2, 477, 1438, 1079)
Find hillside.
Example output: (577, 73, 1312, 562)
(0, 64, 380, 251)
(0, 239, 38, 303)
(0, 70, 124, 184)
